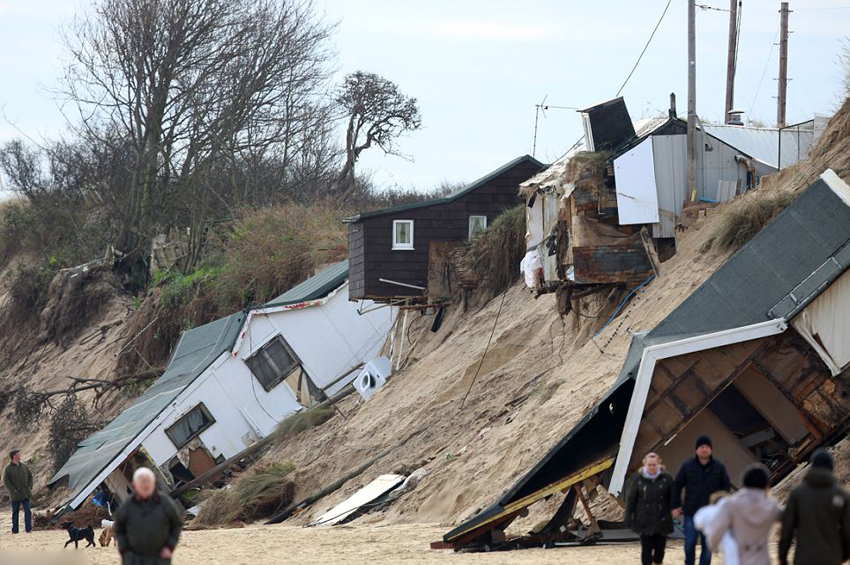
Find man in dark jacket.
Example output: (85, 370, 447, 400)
(779, 449, 850, 565)
(3, 450, 33, 534)
(113, 467, 183, 564)
(672, 435, 732, 565)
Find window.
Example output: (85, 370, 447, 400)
(392, 220, 414, 250)
(166, 404, 215, 449)
(245, 335, 300, 392)
(469, 215, 487, 238)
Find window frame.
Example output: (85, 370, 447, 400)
(392, 219, 414, 251)
(165, 403, 216, 450)
(468, 215, 488, 239)
(245, 335, 301, 392)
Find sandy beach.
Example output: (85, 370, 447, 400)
(0, 524, 694, 565)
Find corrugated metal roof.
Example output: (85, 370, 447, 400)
(346, 155, 546, 222)
(702, 123, 814, 169)
(50, 312, 246, 508)
(266, 260, 349, 306)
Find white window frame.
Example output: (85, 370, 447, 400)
(468, 215, 488, 239)
(392, 219, 414, 250)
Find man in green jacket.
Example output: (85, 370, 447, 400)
(779, 450, 850, 565)
(113, 467, 183, 565)
(3, 450, 33, 534)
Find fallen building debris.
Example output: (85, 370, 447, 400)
(441, 169, 850, 552)
(50, 261, 395, 511)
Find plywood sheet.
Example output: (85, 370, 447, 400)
(311, 474, 405, 526)
(733, 366, 810, 446)
(614, 138, 661, 225)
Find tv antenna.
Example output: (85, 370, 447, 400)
(532, 95, 580, 157)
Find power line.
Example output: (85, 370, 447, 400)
(795, 6, 850, 11)
(696, 3, 730, 12)
(616, 0, 675, 97)
(748, 23, 781, 119)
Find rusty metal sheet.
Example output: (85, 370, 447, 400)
(572, 244, 654, 284)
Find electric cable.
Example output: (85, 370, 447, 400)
(616, 0, 675, 97)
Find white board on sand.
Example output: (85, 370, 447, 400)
(311, 474, 405, 526)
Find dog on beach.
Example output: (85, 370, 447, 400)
(99, 525, 116, 547)
(60, 521, 96, 548)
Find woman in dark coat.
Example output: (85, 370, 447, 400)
(625, 452, 675, 565)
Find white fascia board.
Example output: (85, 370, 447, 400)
(821, 169, 850, 208)
(608, 318, 788, 496)
(230, 283, 347, 355)
(67, 352, 230, 509)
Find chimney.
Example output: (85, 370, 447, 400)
(727, 109, 745, 126)
(669, 93, 677, 119)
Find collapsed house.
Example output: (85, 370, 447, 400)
(50, 261, 395, 510)
(442, 170, 850, 550)
(520, 96, 826, 293)
(346, 155, 546, 303)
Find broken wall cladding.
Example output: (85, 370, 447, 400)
(572, 244, 655, 285)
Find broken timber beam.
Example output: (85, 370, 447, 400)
(441, 456, 615, 548)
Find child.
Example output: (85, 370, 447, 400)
(694, 490, 739, 565)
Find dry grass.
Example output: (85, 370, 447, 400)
(194, 462, 296, 526)
(270, 407, 334, 444)
(455, 205, 525, 301)
(212, 201, 350, 310)
(702, 192, 797, 252)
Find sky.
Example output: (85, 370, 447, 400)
(1, 0, 848, 193)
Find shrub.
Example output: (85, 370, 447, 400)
(194, 462, 296, 526)
(704, 192, 797, 252)
(455, 205, 526, 300)
(211, 202, 349, 310)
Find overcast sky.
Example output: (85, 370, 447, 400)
(1, 0, 848, 192)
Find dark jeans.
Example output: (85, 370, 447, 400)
(684, 514, 711, 565)
(640, 533, 667, 565)
(11, 499, 32, 533)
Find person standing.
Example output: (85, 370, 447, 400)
(706, 464, 781, 565)
(3, 450, 33, 534)
(672, 435, 732, 565)
(113, 467, 183, 564)
(779, 449, 850, 565)
(626, 452, 675, 565)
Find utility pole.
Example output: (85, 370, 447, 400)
(777, 2, 790, 127)
(687, 0, 697, 202)
(724, 0, 740, 123)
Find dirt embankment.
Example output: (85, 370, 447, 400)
(0, 259, 135, 506)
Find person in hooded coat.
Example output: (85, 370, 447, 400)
(626, 452, 675, 565)
(779, 449, 850, 565)
(707, 464, 781, 565)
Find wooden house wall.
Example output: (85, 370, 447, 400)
(630, 331, 850, 478)
(348, 160, 542, 300)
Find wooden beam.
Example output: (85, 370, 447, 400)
(445, 457, 614, 543)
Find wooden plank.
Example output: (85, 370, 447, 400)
(445, 457, 615, 543)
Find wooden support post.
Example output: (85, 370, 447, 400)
(724, 0, 740, 122)
(777, 2, 790, 127)
(574, 484, 600, 536)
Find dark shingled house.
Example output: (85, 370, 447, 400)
(346, 155, 546, 302)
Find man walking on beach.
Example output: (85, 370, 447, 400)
(779, 449, 850, 565)
(3, 449, 33, 534)
(114, 467, 184, 564)
(672, 435, 732, 565)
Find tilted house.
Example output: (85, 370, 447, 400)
(520, 96, 772, 291)
(346, 155, 546, 302)
(445, 170, 850, 550)
(51, 261, 395, 509)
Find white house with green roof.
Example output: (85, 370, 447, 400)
(50, 261, 394, 510)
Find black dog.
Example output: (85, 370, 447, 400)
(61, 521, 96, 548)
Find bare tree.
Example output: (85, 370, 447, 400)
(61, 0, 336, 278)
(335, 71, 421, 197)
